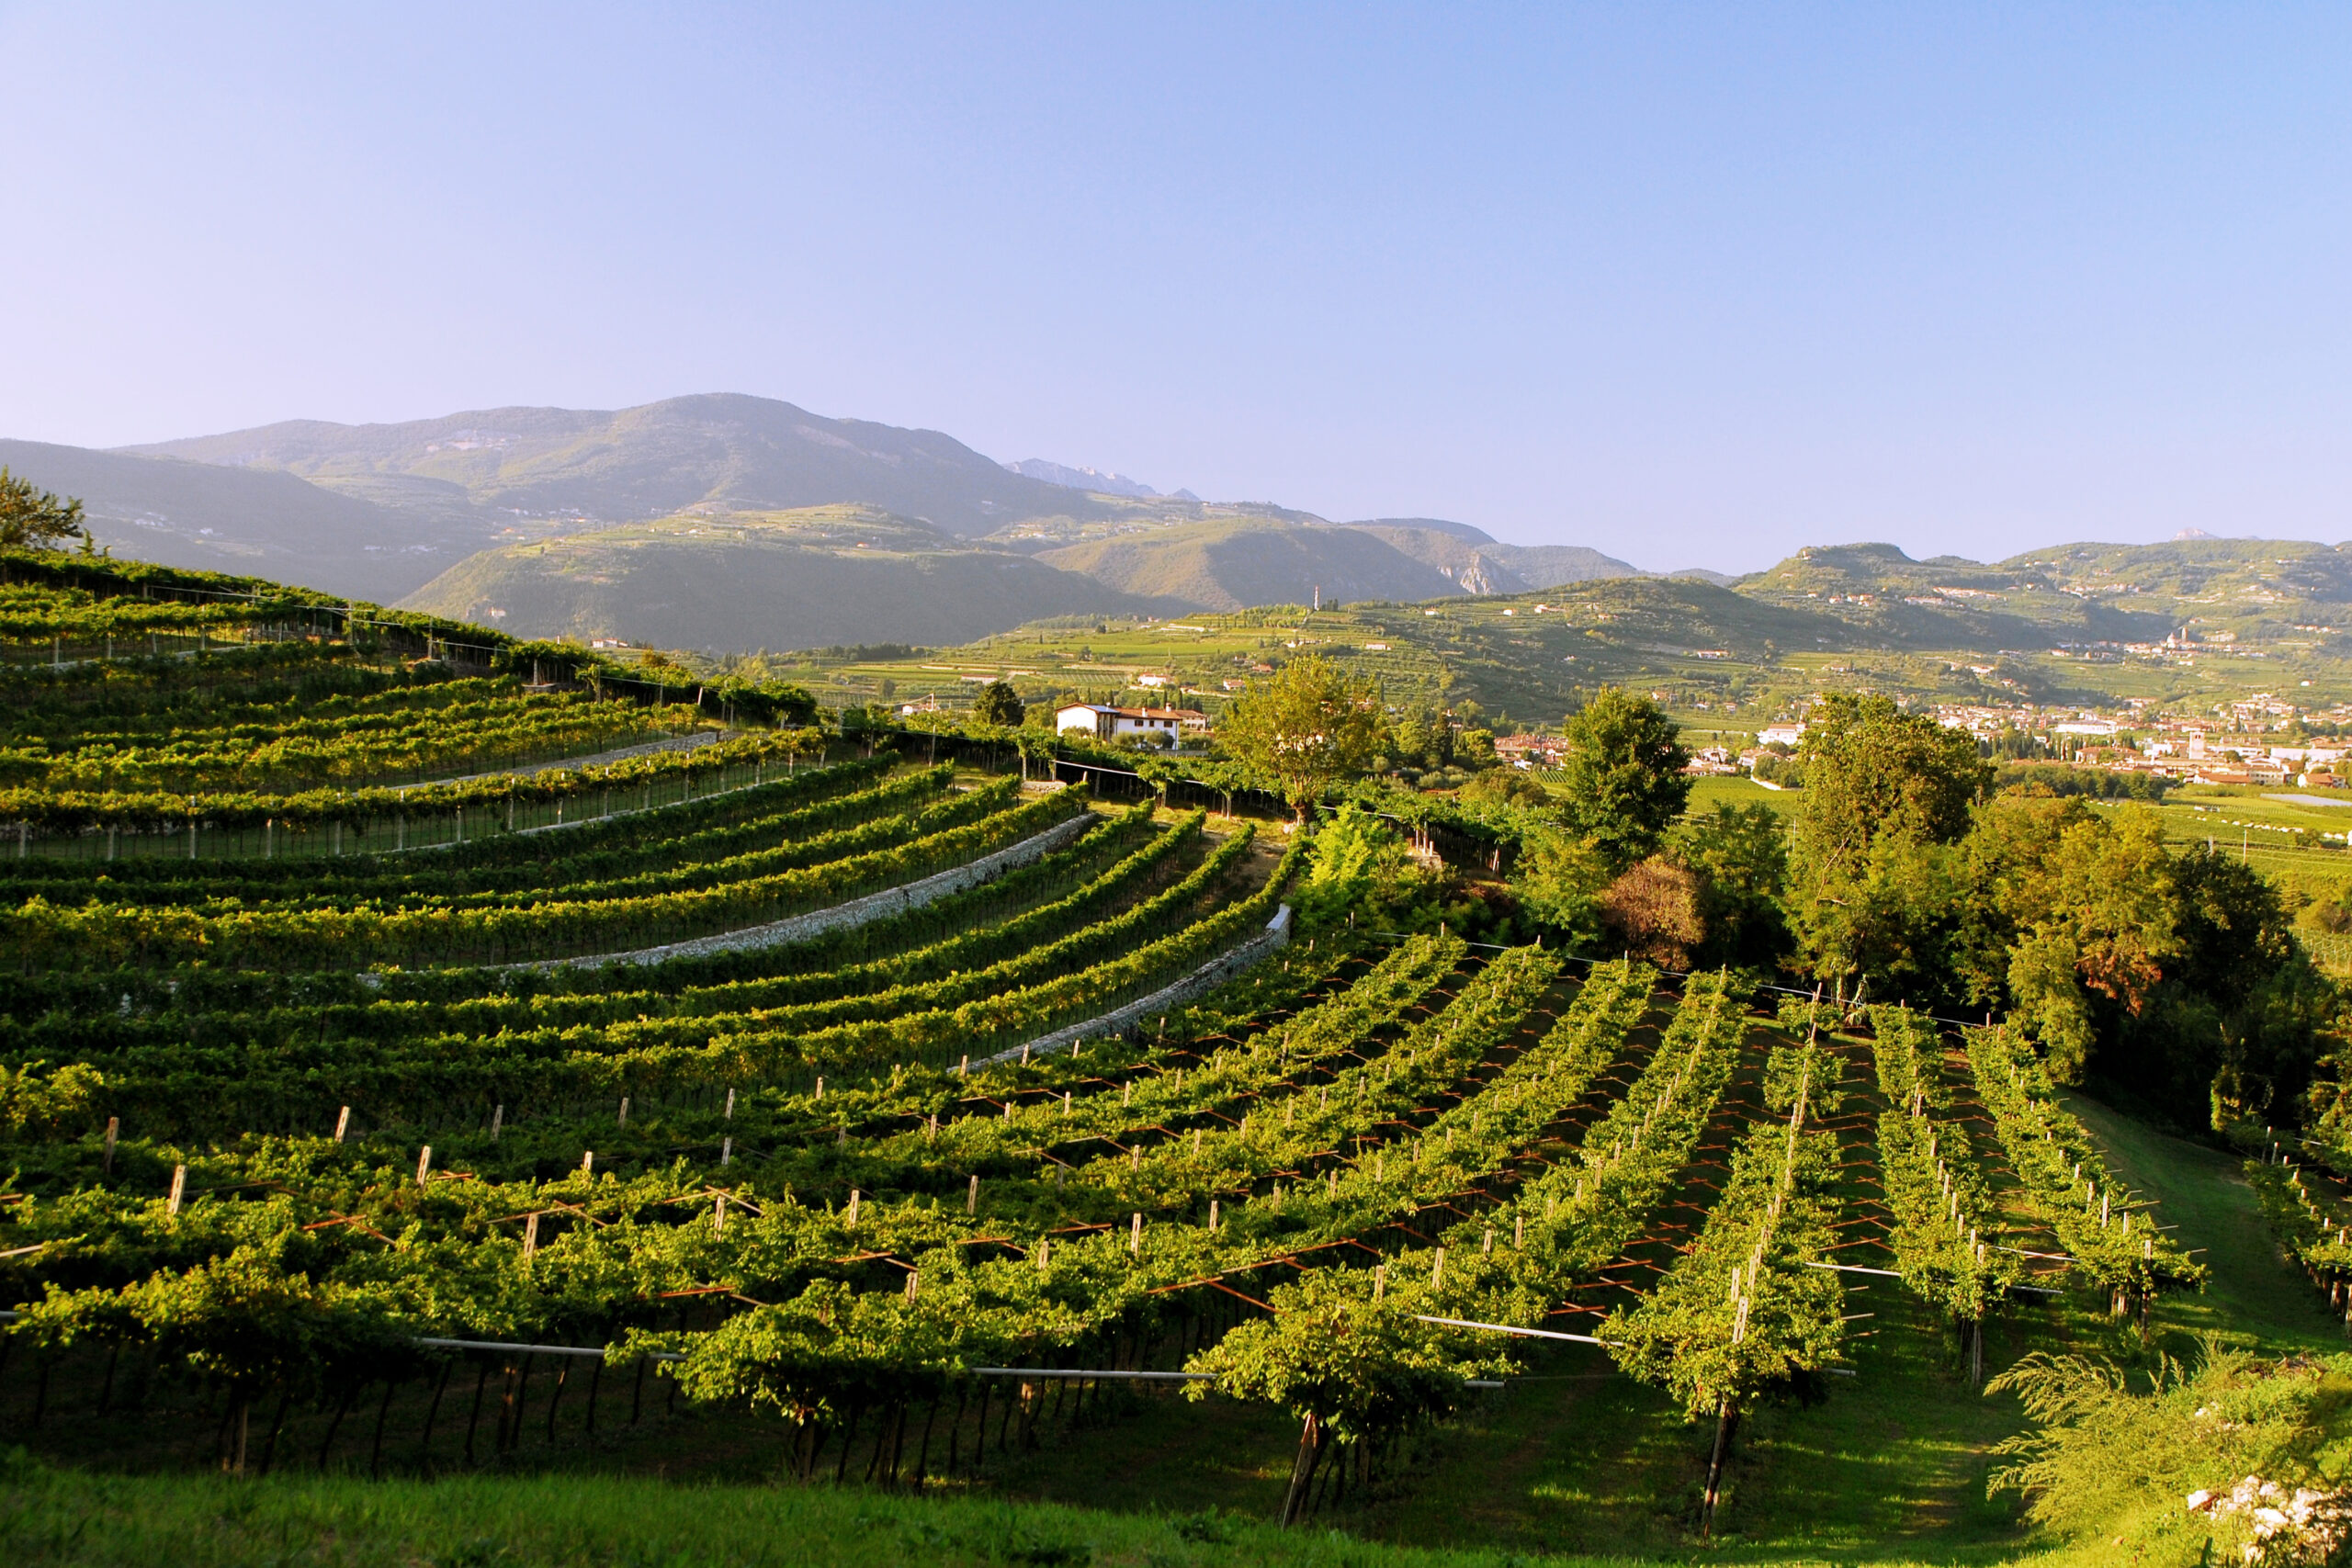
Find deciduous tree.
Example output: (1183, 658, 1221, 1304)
(1219, 655, 1383, 821)
(0, 468, 85, 550)
(1557, 688, 1690, 868)
(1790, 694, 1988, 996)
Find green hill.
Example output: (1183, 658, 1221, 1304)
(1736, 537, 2352, 653)
(11, 396, 1656, 640)
(0, 438, 482, 599)
(1034, 514, 1477, 609)
(809, 537, 2352, 745)
(397, 503, 1184, 650)
(9, 552, 2352, 1566)
(129, 391, 1085, 538)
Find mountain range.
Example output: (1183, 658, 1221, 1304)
(15, 394, 2346, 663)
(1003, 457, 1199, 502)
(4, 394, 1642, 646)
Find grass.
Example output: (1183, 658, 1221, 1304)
(2062, 1093, 2343, 1351)
(0, 1450, 2095, 1568)
(0, 1457, 1627, 1568)
(1685, 776, 1797, 818)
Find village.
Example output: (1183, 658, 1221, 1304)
(1484, 690, 2352, 791)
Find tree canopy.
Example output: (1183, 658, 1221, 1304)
(1793, 694, 1989, 876)
(1219, 655, 1384, 820)
(1785, 694, 1990, 998)
(1557, 688, 1690, 868)
(972, 679, 1025, 728)
(0, 468, 87, 551)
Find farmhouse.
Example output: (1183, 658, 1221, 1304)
(1054, 702, 1208, 741)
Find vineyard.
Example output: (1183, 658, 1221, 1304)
(0, 555, 2301, 1564)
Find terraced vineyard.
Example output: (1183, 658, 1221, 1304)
(0, 556, 2225, 1555)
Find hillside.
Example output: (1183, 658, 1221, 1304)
(7, 552, 2352, 1566)
(804, 538, 2352, 746)
(128, 392, 1083, 538)
(397, 503, 1183, 650)
(1736, 537, 2352, 654)
(0, 438, 484, 599)
(803, 573, 1881, 732)
(1335, 519, 1639, 593)
(7, 396, 1654, 640)
(1033, 514, 1479, 609)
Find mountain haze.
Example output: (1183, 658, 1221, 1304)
(1004, 457, 1198, 502)
(397, 505, 1183, 651)
(0, 438, 475, 598)
(1033, 515, 1474, 610)
(130, 394, 1083, 537)
(6, 391, 1662, 649)
(1333, 520, 1637, 595)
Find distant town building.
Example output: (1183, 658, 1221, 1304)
(1054, 703, 1206, 740)
(1494, 734, 1566, 768)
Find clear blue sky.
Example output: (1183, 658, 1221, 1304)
(3, 4, 2347, 572)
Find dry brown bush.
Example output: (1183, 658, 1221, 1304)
(1599, 857, 1704, 969)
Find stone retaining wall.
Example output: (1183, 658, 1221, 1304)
(980, 902, 1293, 1066)
(519, 809, 1096, 973)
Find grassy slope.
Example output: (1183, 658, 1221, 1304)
(1, 1461, 1630, 1568)
(2064, 1093, 2342, 1351)
(1034, 516, 1464, 611)
(397, 506, 1181, 651)
(788, 557, 2352, 748)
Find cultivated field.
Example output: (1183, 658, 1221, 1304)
(5, 553, 2347, 1567)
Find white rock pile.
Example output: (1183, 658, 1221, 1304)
(2187, 1475, 2351, 1564)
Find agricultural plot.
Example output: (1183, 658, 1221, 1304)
(0, 560, 2227, 1553)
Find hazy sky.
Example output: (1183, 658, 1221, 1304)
(4, 5, 2348, 571)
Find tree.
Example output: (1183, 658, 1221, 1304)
(1598, 858, 1705, 968)
(1670, 803, 1792, 969)
(1507, 824, 1611, 946)
(1218, 655, 1383, 821)
(1455, 767, 1552, 811)
(972, 679, 1025, 728)
(0, 468, 86, 550)
(1792, 694, 1988, 883)
(1390, 710, 1446, 771)
(1956, 795, 2178, 1083)
(1789, 694, 1989, 996)
(1798, 832, 1963, 1006)
(1296, 801, 1421, 926)
(2133, 845, 2324, 1125)
(1557, 689, 1690, 868)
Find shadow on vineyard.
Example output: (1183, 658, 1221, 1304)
(10, 550, 2352, 1568)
